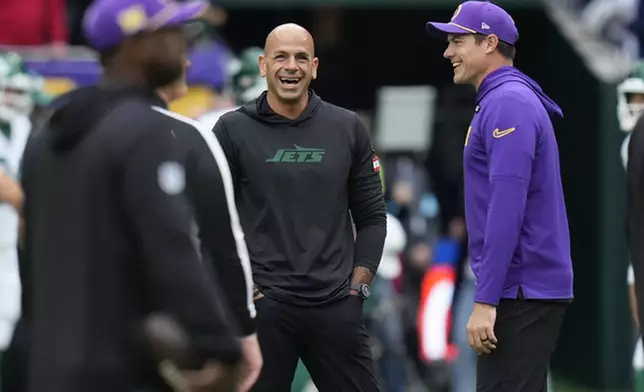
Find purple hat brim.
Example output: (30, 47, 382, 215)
(425, 22, 473, 40)
(157, 1, 209, 30)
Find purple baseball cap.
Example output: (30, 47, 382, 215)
(426, 1, 519, 45)
(83, 0, 209, 52)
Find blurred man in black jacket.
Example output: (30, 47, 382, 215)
(14, 1, 262, 391)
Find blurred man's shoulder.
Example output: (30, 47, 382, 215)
(199, 106, 242, 130)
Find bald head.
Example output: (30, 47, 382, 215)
(264, 23, 315, 57)
(259, 23, 319, 107)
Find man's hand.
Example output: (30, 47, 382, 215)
(0, 171, 24, 212)
(350, 266, 374, 296)
(629, 283, 640, 328)
(252, 285, 265, 301)
(144, 314, 242, 392)
(238, 334, 263, 392)
(466, 302, 498, 355)
(161, 359, 240, 392)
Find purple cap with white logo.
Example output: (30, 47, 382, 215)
(83, 0, 208, 52)
(426, 1, 519, 45)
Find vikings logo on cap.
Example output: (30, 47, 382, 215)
(117, 5, 148, 34)
(451, 4, 462, 21)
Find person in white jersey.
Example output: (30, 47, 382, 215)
(618, 62, 644, 389)
(0, 51, 43, 375)
(200, 46, 267, 128)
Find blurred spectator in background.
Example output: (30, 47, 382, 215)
(617, 61, 644, 390)
(0, 0, 68, 54)
(450, 255, 477, 392)
(200, 46, 268, 128)
(0, 51, 47, 392)
(383, 152, 441, 387)
(425, 84, 472, 237)
(425, 85, 471, 324)
(367, 211, 408, 392)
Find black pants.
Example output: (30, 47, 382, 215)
(477, 299, 567, 392)
(251, 295, 380, 392)
(1, 318, 27, 392)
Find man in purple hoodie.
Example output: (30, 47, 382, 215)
(425, 1, 574, 390)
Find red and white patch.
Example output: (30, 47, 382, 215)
(372, 156, 380, 172)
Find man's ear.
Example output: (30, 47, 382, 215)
(259, 54, 267, 78)
(311, 57, 319, 80)
(485, 35, 499, 54)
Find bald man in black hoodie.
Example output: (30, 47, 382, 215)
(213, 23, 387, 392)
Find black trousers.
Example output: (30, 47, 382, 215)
(1, 318, 27, 392)
(251, 295, 380, 392)
(477, 299, 567, 392)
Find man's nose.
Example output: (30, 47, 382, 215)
(443, 46, 453, 59)
(284, 56, 298, 70)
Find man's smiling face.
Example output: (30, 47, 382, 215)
(443, 33, 488, 86)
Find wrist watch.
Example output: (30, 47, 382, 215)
(349, 283, 371, 300)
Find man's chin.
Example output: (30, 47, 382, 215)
(277, 89, 306, 103)
(453, 74, 466, 84)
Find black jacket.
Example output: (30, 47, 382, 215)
(214, 90, 387, 306)
(20, 86, 252, 392)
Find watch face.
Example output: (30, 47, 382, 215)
(361, 285, 371, 298)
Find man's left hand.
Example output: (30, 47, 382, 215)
(0, 171, 23, 212)
(238, 334, 263, 392)
(466, 302, 498, 355)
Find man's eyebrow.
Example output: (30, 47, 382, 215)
(272, 50, 312, 58)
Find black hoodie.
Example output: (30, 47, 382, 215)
(19, 86, 247, 392)
(214, 90, 387, 306)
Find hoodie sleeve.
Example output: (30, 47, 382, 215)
(122, 126, 241, 364)
(474, 93, 538, 306)
(212, 118, 239, 181)
(186, 124, 256, 337)
(349, 114, 387, 274)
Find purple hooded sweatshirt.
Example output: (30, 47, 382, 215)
(463, 66, 574, 305)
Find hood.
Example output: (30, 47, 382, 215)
(239, 89, 320, 125)
(47, 85, 165, 151)
(477, 66, 563, 121)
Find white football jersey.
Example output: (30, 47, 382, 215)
(0, 114, 29, 349)
(0, 114, 30, 245)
